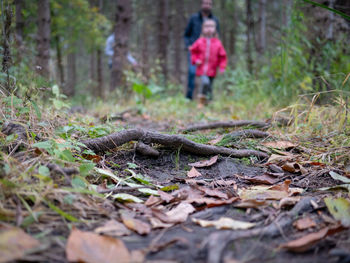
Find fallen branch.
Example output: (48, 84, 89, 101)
(181, 120, 269, 133)
(204, 196, 317, 263)
(81, 129, 269, 159)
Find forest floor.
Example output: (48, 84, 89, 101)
(1, 95, 350, 263)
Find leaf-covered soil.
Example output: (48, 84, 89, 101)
(1, 108, 350, 263)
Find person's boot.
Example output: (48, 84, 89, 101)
(198, 94, 207, 109)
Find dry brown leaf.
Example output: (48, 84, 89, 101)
(187, 167, 202, 178)
(158, 190, 174, 203)
(188, 155, 218, 168)
(234, 199, 267, 208)
(279, 196, 301, 209)
(293, 217, 317, 231)
(198, 186, 228, 199)
(279, 225, 344, 252)
(94, 220, 131, 237)
(267, 154, 295, 163)
(239, 180, 303, 201)
(66, 228, 130, 263)
(244, 174, 278, 185)
(149, 217, 174, 229)
(282, 162, 307, 174)
(130, 250, 145, 263)
(192, 217, 256, 230)
(210, 180, 237, 187)
(269, 179, 291, 192)
(0, 224, 40, 263)
(120, 213, 151, 235)
(187, 197, 239, 208)
(263, 140, 297, 149)
(145, 195, 162, 207)
(185, 179, 208, 186)
(165, 203, 195, 223)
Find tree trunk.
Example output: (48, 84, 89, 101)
(90, 50, 96, 92)
(246, 0, 254, 75)
(220, 0, 227, 48)
(157, 0, 169, 83)
(14, 0, 24, 48)
(55, 35, 64, 86)
(258, 0, 266, 55)
(65, 51, 76, 97)
(229, 1, 237, 66)
(1, 0, 13, 93)
(96, 48, 103, 98)
(110, 0, 132, 91)
(173, 0, 184, 83)
(36, 0, 51, 78)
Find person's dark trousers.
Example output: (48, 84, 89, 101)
(200, 76, 215, 100)
(186, 51, 197, 100)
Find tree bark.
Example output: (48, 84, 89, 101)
(157, 0, 169, 83)
(96, 48, 104, 98)
(258, 0, 267, 55)
(1, 0, 12, 92)
(14, 0, 24, 48)
(55, 35, 64, 86)
(65, 51, 76, 96)
(110, 0, 132, 91)
(246, 0, 254, 75)
(90, 50, 97, 92)
(36, 0, 51, 78)
(173, 0, 184, 83)
(229, 1, 237, 66)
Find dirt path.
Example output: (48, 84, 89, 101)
(1, 116, 350, 263)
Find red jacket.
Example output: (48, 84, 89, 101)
(190, 37, 227, 77)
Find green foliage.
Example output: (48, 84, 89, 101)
(51, 0, 110, 52)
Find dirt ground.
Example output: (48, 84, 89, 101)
(2, 116, 350, 263)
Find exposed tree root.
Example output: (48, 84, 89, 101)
(136, 141, 160, 157)
(181, 120, 270, 133)
(81, 128, 269, 159)
(225, 129, 270, 139)
(204, 196, 317, 263)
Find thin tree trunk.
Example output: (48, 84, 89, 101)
(90, 50, 96, 92)
(173, 0, 184, 83)
(55, 35, 64, 85)
(229, 1, 237, 67)
(246, 0, 254, 75)
(220, 0, 227, 48)
(36, 0, 51, 78)
(157, 0, 169, 82)
(65, 51, 76, 96)
(14, 0, 24, 48)
(96, 48, 103, 98)
(258, 0, 266, 54)
(110, 0, 132, 91)
(1, 0, 13, 93)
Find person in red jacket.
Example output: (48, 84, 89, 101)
(190, 18, 227, 106)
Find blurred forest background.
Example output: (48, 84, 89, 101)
(1, 0, 350, 107)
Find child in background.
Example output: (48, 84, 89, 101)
(190, 18, 227, 106)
